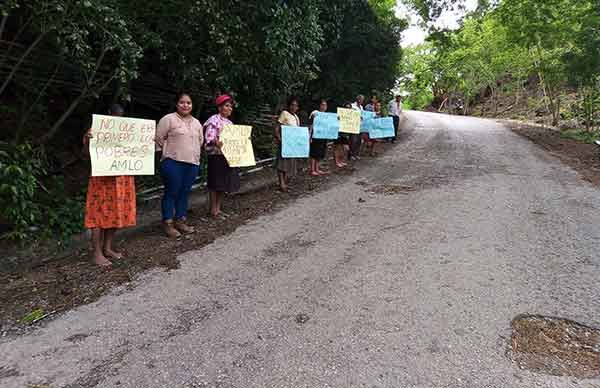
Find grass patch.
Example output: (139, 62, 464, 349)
(20, 308, 45, 324)
(560, 129, 600, 144)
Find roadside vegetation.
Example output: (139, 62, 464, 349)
(0, 0, 404, 242)
(400, 0, 600, 136)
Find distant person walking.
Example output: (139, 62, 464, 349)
(156, 92, 203, 238)
(83, 104, 136, 267)
(275, 96, 301, 192)
(309, 99, 330, 176)
(388, 94, 402, 143)
(204, 94, 241, 219)
(349, 95, 365, 160)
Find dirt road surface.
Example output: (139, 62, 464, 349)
(2, 111, 599, 388)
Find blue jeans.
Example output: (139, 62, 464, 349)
(160, 158, 200, 221)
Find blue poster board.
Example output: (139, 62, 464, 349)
(313, 112, 339, 139)
(361, 111, 376, 121)
(360, 111, 376, 133)
(282, 126, 310, 158)
(368, 117, 395, 139)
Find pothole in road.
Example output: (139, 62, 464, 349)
(508, 315, 600, 379)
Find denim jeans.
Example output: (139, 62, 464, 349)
(160, 158, 200, 221)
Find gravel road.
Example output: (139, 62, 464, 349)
(2, 111, 599, 388)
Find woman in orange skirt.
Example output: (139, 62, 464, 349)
(83, 104, 136, 267)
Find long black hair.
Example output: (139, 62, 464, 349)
(286, 95, 300, 109)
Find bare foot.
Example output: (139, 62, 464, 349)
(104, 249, 123, 260)
(317, 170, 330, 175)
(309, 171, 320, 176)
(93, 254, 112, 267)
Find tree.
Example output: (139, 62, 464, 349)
(0, 0, 142, 144)
(564, 1, 600, 131)
(307, 0, 406, 105)
(398, 43, 436, 110)
(498, 0, 585, 125)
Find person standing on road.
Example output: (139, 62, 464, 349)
(83, 104, 136, 267)
(361, 101, 383, 157)
(388, 94, 402, 143)
(204, 94, 241, 219)
(155, 92, 203, 238)
(333, 102, 351, 168)
(349, 95, 365, 160)
(308, 99, 330, 176)
(275, 96, 301, 192)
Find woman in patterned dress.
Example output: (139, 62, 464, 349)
(83, 104, 136, 267)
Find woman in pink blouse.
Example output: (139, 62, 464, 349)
(204, 94, 240, 218)
(155, 92, 203, 238)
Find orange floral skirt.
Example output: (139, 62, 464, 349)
(84, 176, 136, 229)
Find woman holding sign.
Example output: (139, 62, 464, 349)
(204, 94, 241, 218)
(83, 104, 136, 267)
(362, 101, 383, 157)
(333, 102, 352, 168)
(308, 99, 329, 176)
(274, 96, 301, 192)
(156, 92, 204, 238)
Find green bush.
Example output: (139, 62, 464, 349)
(0, 143, 44, 241)
(0, 143, 84, 242)
(559, 129, 600, 144)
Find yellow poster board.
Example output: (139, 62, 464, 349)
(89, 114, 156, 176)
(220, 124, 256, 167)
(337, 108, 361, 134)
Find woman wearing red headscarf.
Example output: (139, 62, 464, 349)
(204, 94, 240, 218)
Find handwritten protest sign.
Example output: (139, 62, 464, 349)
(282, 126, 310, 158)
(368, 117, 395, 139)
(337, 108, 361, 134)
(312, 112, 339, 139)
(220, 125, 256, 167)
(360, 111, 376, 133)
(90, 114, 155, 176)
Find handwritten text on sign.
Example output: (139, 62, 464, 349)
(90, 114, 156, 176)
(337, 108, 361, 134)
(282, 126, 310, 158)
(220, 125, 256, 167)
